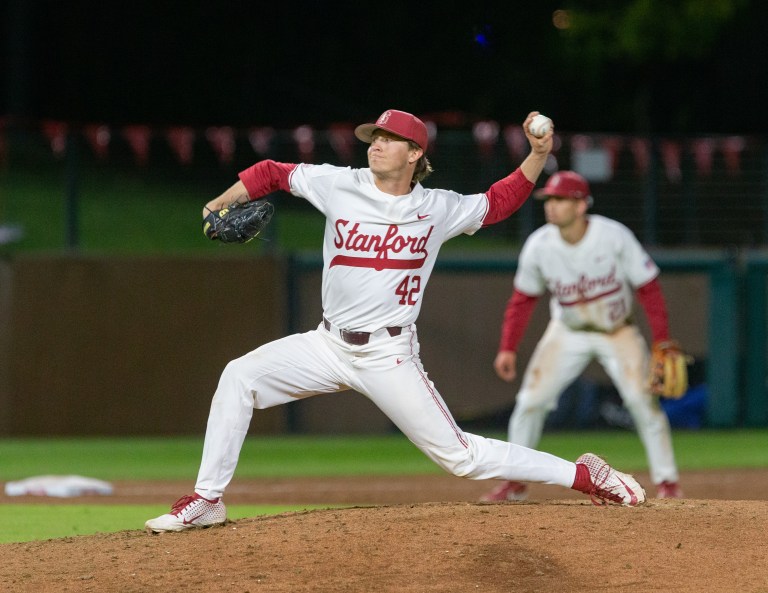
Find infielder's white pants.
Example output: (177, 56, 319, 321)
(509, 320, 679, 485)
(195, 323, 577, 499)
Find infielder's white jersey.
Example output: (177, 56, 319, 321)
(288, 164, 489, 332)
(514, 215, 658, 332)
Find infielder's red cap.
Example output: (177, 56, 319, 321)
(534, 171, 592, 201)
(355, 109, 429, 151)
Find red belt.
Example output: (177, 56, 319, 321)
(323, 317, 403, 346)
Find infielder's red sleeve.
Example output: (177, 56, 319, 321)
(238, 160, 297, 199)
(635, 277, 670, 342)
(499, 289, 539, 352)
(481, 168, 535, 226)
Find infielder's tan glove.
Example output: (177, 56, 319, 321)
(649, 340, 691, 399)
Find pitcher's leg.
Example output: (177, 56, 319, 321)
(463, 433, 577, 486)
(359, 352, 576, 488)
(195, 371, 254, 500)
(196, 330, 346, 498)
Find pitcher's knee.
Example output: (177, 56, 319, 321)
(442, 456, 477, 478)
(425, 445, 481, 478)
(213, 358, 259, 406)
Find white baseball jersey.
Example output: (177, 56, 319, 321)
(288, 164, 489, 331)
(514, 214, 659, 333)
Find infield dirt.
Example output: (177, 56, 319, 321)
(2, 469, 767, 593)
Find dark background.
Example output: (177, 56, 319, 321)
(3, 0, 766, 134)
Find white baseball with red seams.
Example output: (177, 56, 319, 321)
(529, 114, 552, 138)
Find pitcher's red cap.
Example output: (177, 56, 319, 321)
(355, 109, 429, 151)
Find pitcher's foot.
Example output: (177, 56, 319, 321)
(145, 493, 227, 533)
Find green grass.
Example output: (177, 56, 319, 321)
(0, 435, 438, 480)
(538, 429, 768, 470)
(2, 430, 767, 481)
(0, 164, 521, 255)
(2, 431, 767, 543)
(0, 505, 335, 544)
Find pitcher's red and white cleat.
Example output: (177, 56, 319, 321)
(145, 493, 227, 533)
(572, 453, 646, 506)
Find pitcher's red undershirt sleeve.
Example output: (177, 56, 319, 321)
(635, 277, 670, 343)
(482, 169, 536, 226)
(238, 160, 297, 199)
(499, 289, 539, 352)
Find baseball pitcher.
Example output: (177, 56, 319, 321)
(146, 111, 647, 533)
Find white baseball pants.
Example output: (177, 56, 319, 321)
(508, 319, 679, 485)
(195, 323, 577, 499)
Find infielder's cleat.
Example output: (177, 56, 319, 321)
(144, 493, 227, 533)
(572, 453, 646, 507)
(656, 481, 684, 499)
(480, 480, 529, 502)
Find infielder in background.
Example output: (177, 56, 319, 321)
(146, 111, 647, 533)
(481, 170, 683, 503)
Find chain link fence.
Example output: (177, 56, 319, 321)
(1, 122, 766, 251)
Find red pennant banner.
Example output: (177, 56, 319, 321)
(472, 121, 499, 159)
(41, 120, 69, 158)
(503, 125, 527, 163)
(248, 127, 274, 156)
(328, 124, 355, 164)
(12, 117, 759, 179)
(629, 138, 651, 176)
(570, 134, 593, 152)
(293, 125, 315, 162)
(660, 140, 682, 183)
(122, 125, 152, 166)
(599, 136, 623, 173)
(720, 136, 745, 176)
(83, 124, 111, 159)
(206, 126, 236, 164)
(166, 127, 195, 165)
(424, 121, 438, 154)
(690, 138, 715, 177)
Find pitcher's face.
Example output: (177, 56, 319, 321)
(368, 130, 420, 177)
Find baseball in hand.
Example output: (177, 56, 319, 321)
(529, 114, 552, 138)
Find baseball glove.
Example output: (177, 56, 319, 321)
(202, 199, 274, 244)
(649, 339, 691, 399)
